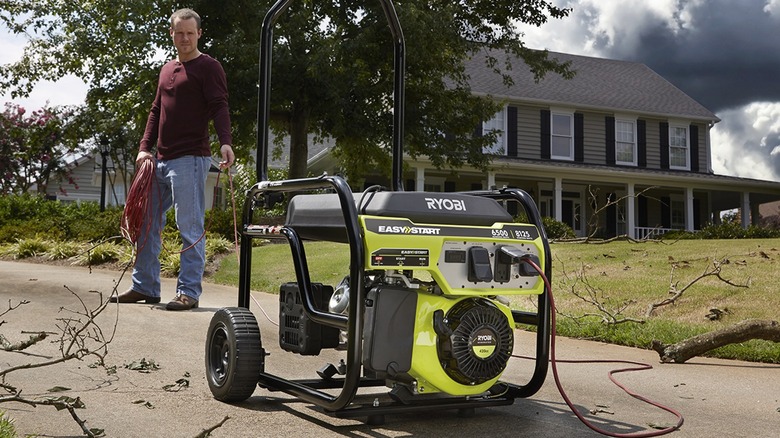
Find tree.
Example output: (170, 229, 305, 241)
(1, 1, 574, 181)
(0, 103, 83, 195)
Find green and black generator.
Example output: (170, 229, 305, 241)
(205, 0, 552, 425)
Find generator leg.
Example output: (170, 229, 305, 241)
(457, 407, 476, 418)
(366, 414, 385, 426)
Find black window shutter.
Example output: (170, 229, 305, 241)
(637, 119, 647, 168)
(693, 198, 701, 230)
(690, 125, 699, 172)
(638, 195, 648, 227)
(574, 113, 584, 162)
(660, 122, 669, 169)
(661, 196, 671, 228)
(507, 106, 518, 157)
(541, 110, 551, 159)
(444, 181, 456, 192)
(405, 179, 415, 191)
(605, 116, 616, 165)
(474, 122, 483, 138)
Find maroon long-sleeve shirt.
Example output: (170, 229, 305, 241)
(140, 54, 232, 160)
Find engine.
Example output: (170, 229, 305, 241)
(362, 281, 514, 396)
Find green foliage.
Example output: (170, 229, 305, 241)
(0, 194, 122, 243)
(72, 241, 124, 266)
(205, 234, 234, 261)
(541, 216, 576, 240)
(0, 1, 574, 182)
(664, 222, 780, 240)
(160, 252, 181, 277)
(45, 240, 84, 260)
(205, 207, 238, 242)
(0, 410, 16, 438)
(10, 237, 49, 259)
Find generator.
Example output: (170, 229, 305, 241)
(205, 0, 551, 425)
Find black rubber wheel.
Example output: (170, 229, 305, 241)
(206, 307, 264, 402)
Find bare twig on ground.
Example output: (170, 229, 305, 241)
(195, 415, 231, 438)
(645, 258, 749, 317)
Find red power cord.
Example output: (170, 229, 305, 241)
(121, 158, 156, 252)
(121, 158, 238, 259)
(523, 258, 684, 437)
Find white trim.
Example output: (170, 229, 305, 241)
(550, 109, 574, 161)
(483, 105, 507, 155)
(614, 115, 637, 166)
(668, 121, 690, 171)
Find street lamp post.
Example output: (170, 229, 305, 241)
(99, 136, 109, 212)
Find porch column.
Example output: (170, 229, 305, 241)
(751, 203, 761, 226)
(627, 183, 636, 239)
(554, 177, 563, 222)
(741, 192, 750, 229)
(487, 171, 496, 190)
(685, 187, 694, 231)
(415, 166, 425, 192)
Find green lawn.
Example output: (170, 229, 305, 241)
(209, 238, 780, 363)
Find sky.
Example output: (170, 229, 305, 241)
(2, 0, 780, 182)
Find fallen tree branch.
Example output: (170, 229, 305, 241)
(651, 319, 780, 363)
(0, 331, 47, 351)
(646, 258, 749, 317)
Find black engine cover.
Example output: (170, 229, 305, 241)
(437, 298, 513, 385)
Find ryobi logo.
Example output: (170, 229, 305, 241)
(472, 328, 497, 359)
(377, 225, 442, 235)
(424, 197, 467, 211)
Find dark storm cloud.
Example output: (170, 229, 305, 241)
(594, 0, 780, 113)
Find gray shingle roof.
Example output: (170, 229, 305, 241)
(465, 49, 719, 122)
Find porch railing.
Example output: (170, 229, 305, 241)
(634, 226, 675, 240)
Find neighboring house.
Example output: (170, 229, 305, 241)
(309, 49, 780, 239)
(44, 153, 227, 211)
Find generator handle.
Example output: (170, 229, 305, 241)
(255, 0, 406, 191)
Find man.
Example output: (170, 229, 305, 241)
(111, 8, 235, 310)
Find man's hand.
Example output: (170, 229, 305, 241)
(220, 144, 235, 169)
(136, 150, 154, 167)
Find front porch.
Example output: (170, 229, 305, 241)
(356, 161, 780, 240)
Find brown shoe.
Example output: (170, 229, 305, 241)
(165, 294, 199, 311)
(109, 289, 161, 304)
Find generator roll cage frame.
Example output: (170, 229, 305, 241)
(236, 0, 552, 417)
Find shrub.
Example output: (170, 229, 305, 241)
(46, 241, 84, 260)
(10, 237, 50, 259)
(664, 222, 780, 240)
(160, 252, 181, 277)
(205, 234, 234, 261)
(541, 216, 576, 240)
(72, 241, 124, 266)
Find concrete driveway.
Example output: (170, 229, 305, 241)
(1, 260, 778, 437)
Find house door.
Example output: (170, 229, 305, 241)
(561, 199, 583, 236)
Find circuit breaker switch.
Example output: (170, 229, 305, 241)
(467, 246, 493, 282)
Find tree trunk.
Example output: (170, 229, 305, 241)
(652, 319, 780, 363)
(288, 103, 310, 179)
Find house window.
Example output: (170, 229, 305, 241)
(483, 107, 506, 154)
(615, 119, 637, 165)
(551, 111, 573, 160)
(669, 125, 689, 169)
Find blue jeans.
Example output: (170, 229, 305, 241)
(132, 155, 210, 301)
